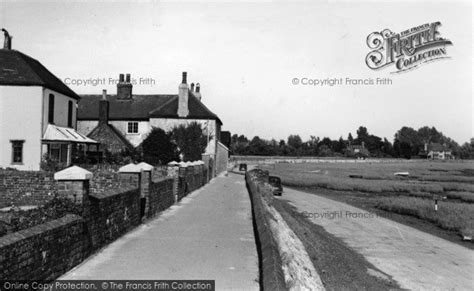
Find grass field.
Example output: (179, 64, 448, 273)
(260, 160, 474, 239)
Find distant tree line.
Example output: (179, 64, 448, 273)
(230, 126, 474, 159)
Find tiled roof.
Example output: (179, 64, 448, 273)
(149, 93, 221, 123)
(87, 123, 133, 151)
(0, 49, 80, 99)
(428, 143, 449, 152)
(78, 92, 222, 124)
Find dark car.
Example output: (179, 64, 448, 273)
(268, 176, 283, 196)
(239, 163, 247, 172)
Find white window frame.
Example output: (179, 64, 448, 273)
(127, 121, 139, 134)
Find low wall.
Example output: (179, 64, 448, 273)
(148, 177, 174, 218)
(88, 186, 141, 251)
(246, 169, 325, 291)
(0, 170, 57, 208)
(1, 162, 211, 280)
(245, 170, 287, 290)
(233, 155, 438, 164)
(0, 214, 84, 280)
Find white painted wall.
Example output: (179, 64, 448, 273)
(77, 117, 219, 154)
(0, 86, 43, 170)
(77, 120, 99, 136)
(109, 120, 152, 147)
(42, 88, 78, 134)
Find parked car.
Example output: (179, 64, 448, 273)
(268, 176, 283, 196)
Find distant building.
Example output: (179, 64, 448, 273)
(0, 30, 97, 170)
(423, 143, 453, 160)
(77, 72, 228, 175)
(345, 142, 369, 158)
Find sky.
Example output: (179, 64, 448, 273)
(1, 0, 472, 144)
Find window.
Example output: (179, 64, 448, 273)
(48, 94, 55, 124)
(127, 122, 139, 134)
(67, 101, 73, 128)
(11, 140, 24, 164)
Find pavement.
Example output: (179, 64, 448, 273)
(61, 173, 259, 291)
(279, 187, 474, 291)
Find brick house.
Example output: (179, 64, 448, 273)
(0, 30, 97, 170)
(77, 72, 229, 175)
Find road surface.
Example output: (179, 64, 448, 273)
(62, 173, 259, 290)
(279, 187, 474, 291)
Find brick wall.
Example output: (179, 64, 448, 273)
(1, 163, 210, 280)
(147, 177, 174, 218)
(0, 214, 84, 280)
(87, 186, 141, 251)
(0, 170, 57, 208)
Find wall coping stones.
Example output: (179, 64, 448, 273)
(54, 166, 92, 181)
(89, 185, 138, 200)
(118, 163, 141, 173)
(0, 214, 83, 248)
(136, 162, 153, 172)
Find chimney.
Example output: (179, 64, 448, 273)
(1, 28, 12, 50)
(117, 73, 132, 100)
(194, 83, 202, 101)
(99, 89, 109, 125)
(190, 83, 195, 92)
(177, 72, 189, 117)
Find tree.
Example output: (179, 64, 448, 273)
(172, 122, 207, 161)
(347, 133, 354, 144)
(394, 126, 420, 157)
(142, 127, 178, 165)
(287, 135, 303, 149)
(356, 126, 369, 140)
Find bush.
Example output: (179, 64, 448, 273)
(142, 127, 179, 165)
(172, 122, 207, 161)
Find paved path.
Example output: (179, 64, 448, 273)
(279, 187, 474, 291)
(62, 173, 259, 290)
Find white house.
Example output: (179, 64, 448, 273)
(0, 29, 97, 170)
(77, 72, 227, 174)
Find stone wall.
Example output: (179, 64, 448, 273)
(245, 169, 324, 290)
(0, 170, 57, 208)
(0, 162, 210, 280)
(0, 214, 84, 280)
(87, 186, 141, 251)
(245, 169, 286, 290)
(148, 177, 174, 218)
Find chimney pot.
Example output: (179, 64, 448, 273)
(117, 73, 132, 100)
(2, 28, 12, 50)
(196, 83, 200, 93)
(182, 72, 187, 84)
(190, 83, 195, 92)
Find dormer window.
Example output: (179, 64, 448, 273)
(127, 122, 138, 134)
